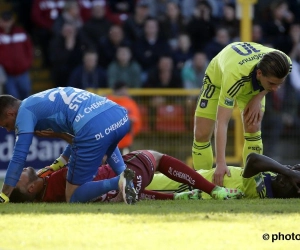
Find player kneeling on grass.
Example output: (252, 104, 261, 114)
(147, 153, 300, 199)
(0, 87, 138, 204)
(9, 150, 244, 203)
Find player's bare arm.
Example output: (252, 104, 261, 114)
(244, 153, 300, 192)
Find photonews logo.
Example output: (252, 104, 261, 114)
(262, 232, 300, 242)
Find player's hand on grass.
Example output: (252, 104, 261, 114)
(0, 192, 9, 203)
(213, 163, 231, 187)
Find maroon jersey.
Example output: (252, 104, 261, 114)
(42, 168, 68, 202)
(40, 166, 116, 202)
(40, 150, 156, 202)
(123, 150, 156, 198)
(93, 150, 156, 200)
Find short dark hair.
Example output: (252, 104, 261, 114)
(257, 51, 291, 78)
(272, 174, 300, 198)
(10, 187, 35, 203)
(0, 95, 19, 117)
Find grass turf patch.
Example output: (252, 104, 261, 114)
(1, 199, 300, 250)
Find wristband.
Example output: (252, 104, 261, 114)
(50, 156, 67, 171)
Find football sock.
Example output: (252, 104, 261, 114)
(140, 190, 174, 200)
(106, 148, 126, 175)
(243, 131, 263, 167)
(70, 176, 119, 203)
(192, 140, 213, 170)
(157, 155, 216, 194)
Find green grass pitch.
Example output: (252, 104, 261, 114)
(1, 198, 300, 249)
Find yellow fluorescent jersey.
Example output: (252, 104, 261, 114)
(202, 42, 292, 109)
(242, 171, 277, 199)
(146, 166, 276, 199)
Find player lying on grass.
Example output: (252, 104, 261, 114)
(9, 150, 244, 203)
(148, 153, 300, 199)
(0, 87, 137, 204)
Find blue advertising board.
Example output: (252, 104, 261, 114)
(0, 129, 68, 171)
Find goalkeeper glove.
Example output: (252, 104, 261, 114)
(0, 192, 9, 203)
(37, 156, 68, 177)
(36, 166, 54, 177)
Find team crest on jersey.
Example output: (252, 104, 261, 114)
(200, 99, 208, 108)
(225, 98, 234, 106)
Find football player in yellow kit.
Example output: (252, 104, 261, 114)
(192, 42, 292, 187)
(148, 152, 300, 199)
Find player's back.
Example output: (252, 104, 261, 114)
(207, 42, 276, 87)
(17, 87, 117, 134)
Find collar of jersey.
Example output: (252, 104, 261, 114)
(251, 67, 265, 92)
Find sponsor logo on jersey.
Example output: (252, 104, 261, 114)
(140, 193, 155, 200)
(169, 169, 195, 185)
(200, 99, 208, 108)
(75, 99, 111, 122)
(225, 98, 234, 106)
(95, 114, 129, 140)
(104, 114, 128, 135)
(110, 152, 120, 163)
(135, 175, 143, 196)
(238, 53, 266, 66)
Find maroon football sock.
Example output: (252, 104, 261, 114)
(140, 190, 174, 200)
(157, 155, 216, 194)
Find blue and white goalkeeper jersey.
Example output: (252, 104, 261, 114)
(5, 87, 127, 187)
(16, 87, 116, 135)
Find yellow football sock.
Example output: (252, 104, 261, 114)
(192, 140, 213, 170)
(243, 131, 263, 167)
